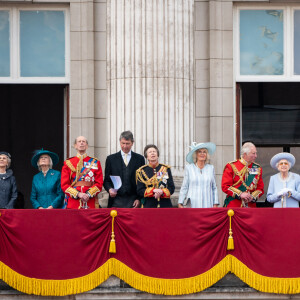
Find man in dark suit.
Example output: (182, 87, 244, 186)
(104, 131, 145, 208)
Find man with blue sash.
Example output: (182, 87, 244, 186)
(222, 142, 264, 208)
(61, 136, 103, 209)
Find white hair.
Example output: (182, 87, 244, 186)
(37, 155, 53, 171)
(192, 148, 210, 164)
(74, 136, 88, 145)
(241, 142, 256, 157)
(276, 159, 291, 170)
(6, 156, 11, 169)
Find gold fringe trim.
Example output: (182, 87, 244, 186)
(1, 256, 300, 296)
(230, 255, 300, 294)
(111, 257, 230, 295)
(0, 260, 111, 296)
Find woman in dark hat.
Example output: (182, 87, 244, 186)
(0, 151, 17, 209)
(30, 149, 64, 209)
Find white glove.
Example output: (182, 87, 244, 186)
(277, 190, 284, 197)
(282, 188, 292, 196)
(285, 188, 293, 197)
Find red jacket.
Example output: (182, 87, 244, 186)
(222, 158, 264, 207)
(61, 154, 103, 209)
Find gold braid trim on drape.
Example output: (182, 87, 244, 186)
(0, 258, 230, 296)
(1, 256, 300, 296)
(230, 255, 300, 294)
(0, 260, 110, 296)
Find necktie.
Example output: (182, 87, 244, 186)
(124, 154, 128, 166)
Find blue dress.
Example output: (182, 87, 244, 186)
(30, 169, 64, 209)
(178, 164, 219, 208)
(267, 172, 300, 208)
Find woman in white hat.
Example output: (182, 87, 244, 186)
(267, 152, 300, 208)
(178, 142, 219, 208)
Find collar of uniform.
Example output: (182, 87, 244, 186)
(76, 153, 87, 159)
(148, 162, 159, 169)
(240, 157, 249, 166)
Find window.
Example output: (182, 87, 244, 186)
(0, 6, 69, 83)
(240, 10, 284, 76)
(235, 5, 300, 81)
(0, 11, 10, 77)
(294, 10, 300, 75)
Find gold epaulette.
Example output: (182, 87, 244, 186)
(228, 159, 238, 165)
(223, 160, 238, 172)
(160, 163, 171, 169)
(66, 159, 76, 172)
(136, 164, 147, 173)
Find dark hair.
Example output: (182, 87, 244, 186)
(144, 144, 159, 159)
(119, 131, 134, 142)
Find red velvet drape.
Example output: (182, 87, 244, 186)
(0, 208, 299, 292)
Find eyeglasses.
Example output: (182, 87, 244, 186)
(279, 162, 289, 166)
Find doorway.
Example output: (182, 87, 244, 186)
(238, 82, 300, 204)
(0, 84, 67, 208)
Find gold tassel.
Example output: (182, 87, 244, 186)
(109, 210, 117, 253)
(227, 209, 234, 250)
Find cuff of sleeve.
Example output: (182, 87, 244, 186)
(251, 190, 262, 200)
(65, 187, 79, 199)
(87, 186, 101, 198)
(229, 187, 242, 197)
(144, 188, 154, 197)
(161, 188, 170, 198)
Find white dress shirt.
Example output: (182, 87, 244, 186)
(121, 150, 132, 165)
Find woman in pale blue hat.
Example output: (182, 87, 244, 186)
(30, 149, 64, 209)
(178, 142, 219, 208)
(267, 152, 300, 208)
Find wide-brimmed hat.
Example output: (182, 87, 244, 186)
(31, 149, 59, 168)
(0, 151, 11, 158)
(270, 152, 295, 169)
(186, 142, 216, 164)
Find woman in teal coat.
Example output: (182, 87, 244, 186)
(30, 149, 64, 209)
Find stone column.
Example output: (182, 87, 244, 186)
(70, 0, 95, 156)
(107, 0, 194, 175)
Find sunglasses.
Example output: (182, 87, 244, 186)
(279, 162, 289, 166)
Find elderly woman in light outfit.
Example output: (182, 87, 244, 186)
(267, 152, 300, 208)
(178, 142, 219, 208)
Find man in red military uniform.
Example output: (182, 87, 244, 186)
(61, 136, 103, 209)
(222, 142, 264, 208)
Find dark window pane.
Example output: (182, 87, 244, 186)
(242, 83, 300, 145)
